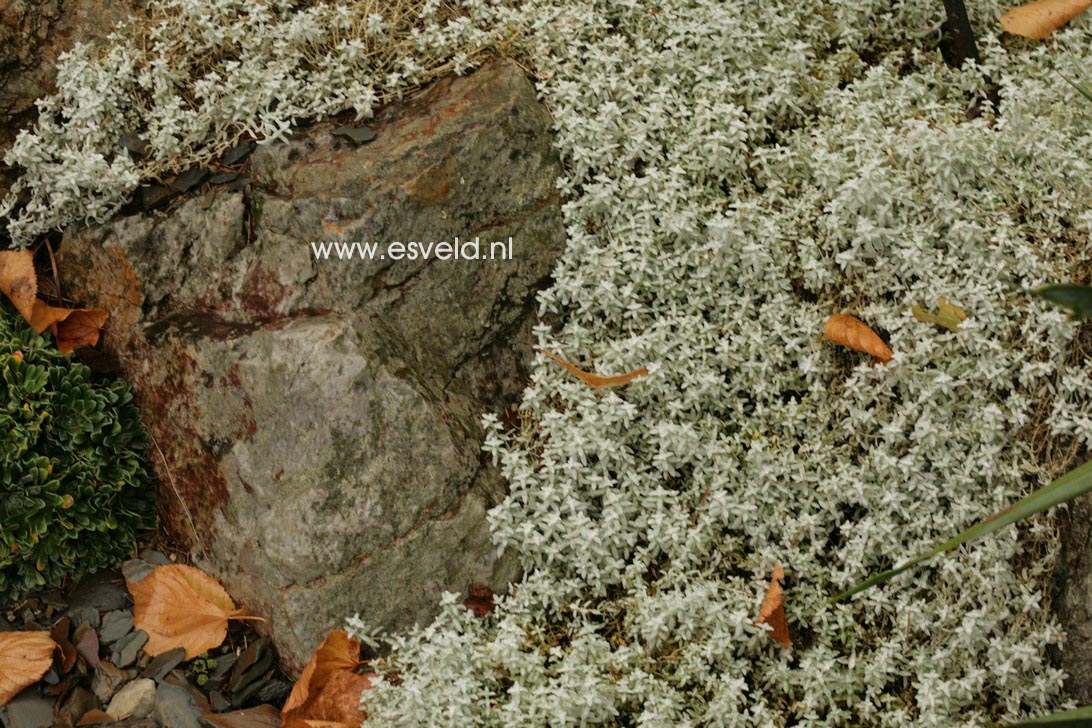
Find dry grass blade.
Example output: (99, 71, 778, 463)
(542, 350, 648, 389)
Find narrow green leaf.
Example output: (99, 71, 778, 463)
(1010, 705, 1092, 726)
(832, 459, 1092, 602)
(1062, 74, 1092, 105)
(1033, 284, 1092, 319)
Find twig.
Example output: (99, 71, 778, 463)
(149, 434, 204, 557)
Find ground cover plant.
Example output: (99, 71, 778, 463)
(0, 302, 154, 602)
(3, 0, 1092, 725)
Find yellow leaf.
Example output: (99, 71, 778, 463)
(541, 350, 648, 389)
(0, 631, 57, 706)
(1001, 0, 1092, 39)
(129, 564, 248, 659)
(911, 296, 967, 332)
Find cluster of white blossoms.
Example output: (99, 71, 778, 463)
(356, 0, 1092, 725)
(6, 0, 1092, 724)
(0, 0, 501, 245)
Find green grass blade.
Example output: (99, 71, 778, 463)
(1033, 284, 1092, 320)
(832, 459, 1092, 602)
(1009, 705, 1092, 726)
(1062, 74, 1092, 105)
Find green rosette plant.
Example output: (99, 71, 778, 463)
(0, 302, 154, 602)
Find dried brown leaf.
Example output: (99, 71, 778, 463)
(129, 564, 248, 659)
(49, 308, 110, 353)
(284, 630, 374, 727)
(50, 617, 78, 674)
(283, 631, 361, 716)
(76, 708, 115, 725)
(0, 249, 108, 352)
(823, 314, 893, 364)
(0, 631, 57, 706)
(755, 565, 791, 648)
(542, 350, 648, 389)
(0, 250, 38, 321)
(1001, 0, 1092, 38)
(307, 670, 374, 724)
(463, 582, 495, 618)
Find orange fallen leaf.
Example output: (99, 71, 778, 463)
(1001, 0, 1092, 38)
(542, 350, 648, 389)
(128, 564, 252, 659)
(284, 630, 375, 727)
(304, 670, 374, 725)
(0, 250, 38, 321)
(824, 314, 893, 364)
(0, 249, 108, 352)
(49, 307, 110, 354)
(754, 565, 791, 648)
(0, 631, 58, 706)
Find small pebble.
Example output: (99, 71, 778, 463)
(91, 660, 130, 704)
(106, 678, 157, 721)
(154, 682, 203, 728)
(100, 610, 134, 645)
(111, 629, 148, 669)
(139, 647, 186, 683)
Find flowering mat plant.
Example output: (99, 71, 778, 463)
(4, 0, 1092, 725)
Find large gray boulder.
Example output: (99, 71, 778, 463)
(59, 58, 564, 673)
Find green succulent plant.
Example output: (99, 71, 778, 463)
(0, 301, 154, 602)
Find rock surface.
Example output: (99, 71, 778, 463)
(0, 689, 54, 728)
(59, 58, 565, 673)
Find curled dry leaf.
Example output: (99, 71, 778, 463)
(542, 350, 648, 389)
(911, 296, 967, 332)
(0, 631, 57, 706)
(128, 564, 250, 659)
(0, 250, 38, 321)
(754, 565, 791, 648)
(1001, 0, 1092, 38)
(284, 630, 375, 728)
(824, 314, 893, 364)
(0, 249, 108, 352)
(50, 617, 78, 674)
(304, 670, 375, 725)
(32, 306, 110, 354)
